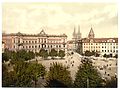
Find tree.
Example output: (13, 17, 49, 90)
(13, 60, 46, 87)
(74, 58, 103, 88)
(27, 63, 46, 87)
(2, 53, 9, 62)
(58, 50, 65, 59)
(2, 64, 17, 87)
(39, 48, 48, 59)
(105, 77, 117, 88)
(46, 63, 73, 87)
(95, 52, 100, 57)
(84, 50, 92, 56)
(28, 51, 35, 60)
(49, 49, 57, 59)
(13, 60, 32, 87)
(5, 60, 46, 87)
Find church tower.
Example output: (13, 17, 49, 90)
(88, 27, 95, 39)
(72, 26, 77, 40)
(77, 25, 82, 40)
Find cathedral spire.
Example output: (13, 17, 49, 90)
(78, 25, 80, 34)
(73, 26, 76, 39)
(77, 25, 82, 40)
(88, 27, 95, 39)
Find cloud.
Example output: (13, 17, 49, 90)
(2, 3, 117, 40)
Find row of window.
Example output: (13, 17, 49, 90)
(83, 49, 100, 52)
(20, 40, 63, 44)
(102, 43, 118, 45)
(83, 43, 118, 45)
(23, 40, 37, 44)
(84, 43, 99, 45)
(21, 45, 66, 49)
(102, 46, 118, 48)
(84, 46, 100, 48)
(102, 50, 118, 53)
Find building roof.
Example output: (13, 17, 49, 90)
(67, 40, 74, 44)
(2, 30, 67, 37)
(82, 38, 118, 43)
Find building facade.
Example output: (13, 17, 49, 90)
(2, 30, 67, 53)
(82, 28, 118, 56)
(68, 27, 118, 56)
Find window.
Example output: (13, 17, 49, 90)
(113, 50, 115, 52)
(23, 41, 24, 43)
(26, 46, 27, 49)
(35, 45, 37, 48)
(116, 50, 118, 53)
(45, 45, 46, 48)
(32, 46, 34, 48)
(35, 41, 37, 43)
(105, 50, 106, 52)
(108, 50, 109, 52)
(32, 41, 34, 43)
(14, 39, 15, 43)
(23, 46, 24, 48)
(29, 46, 31, 48)
(59, 45, 61, 47)
(102, 50, 104, 52)
(39, 45, 40, 48)
(18, 38, 20, 43)
(110, 50, 112, 52)
(51, 45, 52, 48)
(102, 46, 104, 48)
(29, 41, 31, 43)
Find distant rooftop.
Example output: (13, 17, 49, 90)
(2, 30, 67, 37)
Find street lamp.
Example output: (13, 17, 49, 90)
(87, 77, 89, 88)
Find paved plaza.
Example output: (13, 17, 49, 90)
(29, 52, 117, 81)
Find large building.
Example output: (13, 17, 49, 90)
(82, 28, 118, 56)
(2, 30, 67, 53)
(67, 27, 118, 56)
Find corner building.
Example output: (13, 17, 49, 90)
(2, 30, 67, 53)
(82, 28, 118, 56)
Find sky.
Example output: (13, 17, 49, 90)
(2, 2, 118, 40)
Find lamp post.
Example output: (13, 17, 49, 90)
(87, 77, 89, 88)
